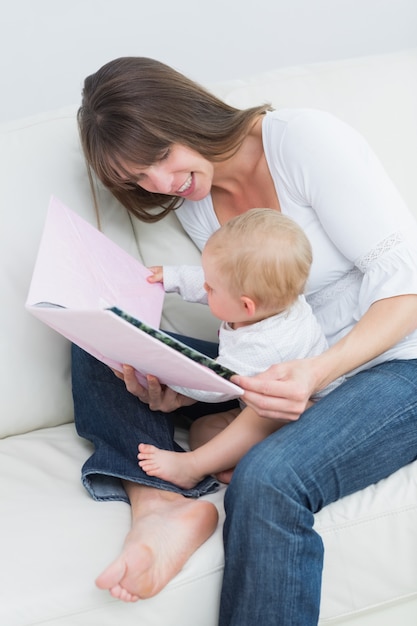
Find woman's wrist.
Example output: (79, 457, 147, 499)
(309, 349, 347, 392)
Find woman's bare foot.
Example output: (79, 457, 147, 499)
(95, 482, 218, 601)
(138, 443, 204, 490)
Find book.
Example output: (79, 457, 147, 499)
(25, 196, 243, 399)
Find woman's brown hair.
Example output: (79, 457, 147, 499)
(77, 57, 271, 222)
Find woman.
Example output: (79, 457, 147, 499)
(74, 56, 417, 624)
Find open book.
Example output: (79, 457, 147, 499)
(26, 197, 243, 399)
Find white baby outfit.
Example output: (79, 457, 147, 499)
(163, 264, 342, 403)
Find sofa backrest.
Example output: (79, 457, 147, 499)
(0, 108, 217, 438)
(222, 49, 417, 213)
(1, 49, 416, 438)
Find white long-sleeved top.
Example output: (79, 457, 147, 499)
(163, 265, 342, 403)
(175, 109, 417, 372)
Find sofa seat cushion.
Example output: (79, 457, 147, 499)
(315, 459, 417, 621)
(1, 423, 417, 625)
(0, 423, 226, 626)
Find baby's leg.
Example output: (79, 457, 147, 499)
(189, 408, 240, 484)
(187, 405, 284, 483)
(189, 407, 240, 450)
(138, 408, 240, 489)
(138, 406, 283, 489)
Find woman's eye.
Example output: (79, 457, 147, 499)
(160, 147, 171, 161)
(122, 180, 139, 190)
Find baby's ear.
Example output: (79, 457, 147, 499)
(240, 295, 256, 317)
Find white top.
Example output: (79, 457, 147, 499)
(163, 265, 342, 402)
(175, 109, 417, 372)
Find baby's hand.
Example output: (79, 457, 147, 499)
(147, 266, 164, 284)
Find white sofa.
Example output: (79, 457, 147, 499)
(1, 49, 417, 626)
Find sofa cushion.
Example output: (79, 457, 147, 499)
(0, 110, 142, 437)
(0, 112, 219, 438)
(0, 423, 226, 626)
(1, 423, 417, 625)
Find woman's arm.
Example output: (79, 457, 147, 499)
(233, 294, 417, 421)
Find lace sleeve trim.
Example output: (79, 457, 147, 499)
(306, 268, 361, 309)
(355, 231, 405, 273)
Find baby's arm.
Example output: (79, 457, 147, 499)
(146, 265, 207, 303)
(161, 265, 208, 304)
(146, 264, 212, 404)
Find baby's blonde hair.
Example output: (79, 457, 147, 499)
(204, 209, 312, 313)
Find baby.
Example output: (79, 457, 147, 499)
(138, 209, 343, 489)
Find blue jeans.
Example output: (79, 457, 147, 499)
(219, 358, 417, 626)
(72, 346, 417, 625)
(71, 339, 236, 500)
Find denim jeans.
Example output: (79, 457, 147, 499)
(219, 358, 417, 626)
(71, 338, 236, 500)
(72, 346, 417, 625)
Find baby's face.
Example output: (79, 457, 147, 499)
(202, 250, 251, 326)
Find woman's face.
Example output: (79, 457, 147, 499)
(124, 144, 215, 201)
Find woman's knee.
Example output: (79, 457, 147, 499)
(226, 434, 304, 505)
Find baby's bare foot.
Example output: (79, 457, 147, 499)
(138, 443, 203, 489)
(95, 485, 218, 601)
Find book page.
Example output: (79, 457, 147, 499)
(26, 195, 164, 327)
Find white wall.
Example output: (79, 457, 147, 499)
(2, 0, 416, 122)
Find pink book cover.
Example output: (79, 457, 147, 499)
(26, 196, 243, 398)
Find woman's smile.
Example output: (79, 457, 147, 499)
(125, 145, 213, 200)
(176, 174, 194, 196)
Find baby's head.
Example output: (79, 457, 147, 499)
(203, 209, 312, 318)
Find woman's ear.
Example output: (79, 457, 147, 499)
(240, 295, 256, 318)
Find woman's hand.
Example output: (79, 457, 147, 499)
(113, 365, 196, 412)
(232, 359, 318, 421)
(233, 295, 417, 421)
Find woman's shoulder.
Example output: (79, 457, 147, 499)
(263, 108, 370, 182)
(264, 108, 359, 143)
